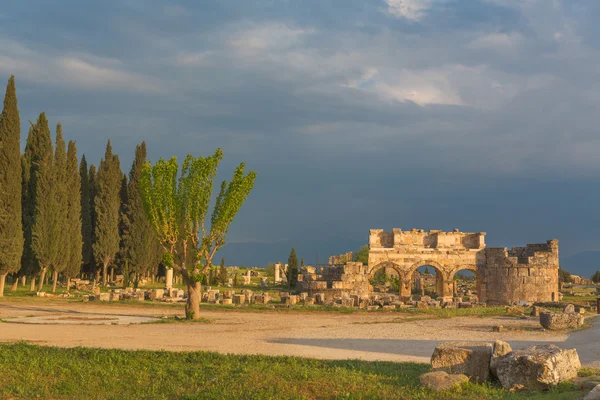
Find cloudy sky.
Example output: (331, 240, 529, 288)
(2, 0, 600, 271)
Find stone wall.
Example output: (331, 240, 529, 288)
(297, 262, 370, 300)
(297, 229, 559, 305)
(484, 240, 559, 305)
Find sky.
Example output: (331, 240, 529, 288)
(2, 0, 600, 272)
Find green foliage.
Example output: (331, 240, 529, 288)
(93, 140, 122, 284)
(30, 113, 57, 271)
(121, 142, 162, 280)
(219, 257, 227, 286)
(0, 343, 581, 399)
(559, 268, 572, 283)
(79, 155, 93, 270)
(64, 141, 82, 279)
(139, 148, 256, 283)
(288, 247, 298, 289)
(592, 271, 600, 283)
(0, 75, 23, 278)
(353, 245, 369, 265)
(51, 125, 69, 277)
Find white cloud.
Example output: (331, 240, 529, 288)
(0, 40, 161, 93)
(385, 0, 431, 21)
(228, 23, 312, 53)
(174, 51, 212, 66)
(468, 32, 523, 50)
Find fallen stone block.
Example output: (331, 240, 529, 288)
(419, 371, 468, 392)
(222, 298, 233, 305)
(494, 344, 581, 391)
(431, 341, 493, 383)
(98, 292, 110, 301)
(233, 294, 246, 304)
(539, 311, 584, 330)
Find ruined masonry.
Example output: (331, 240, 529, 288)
(298, 228, 559, 305)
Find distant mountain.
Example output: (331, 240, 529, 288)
(561, 251, 600, 278)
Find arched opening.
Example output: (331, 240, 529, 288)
(450, 266, 482, 303)
(368, 263, 401, 294)
(412, 265, 445, 298)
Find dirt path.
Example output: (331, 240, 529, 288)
(0, 300, 575, 363)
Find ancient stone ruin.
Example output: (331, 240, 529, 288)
(298, 228, 560, 305)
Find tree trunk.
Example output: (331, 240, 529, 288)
(38, 267, 47, 291)
(95, 268, 101, 283)
(0, 273, 6, 297)
(181, 270, 201, 320)
(11, 276, 18, 291)
(186, 281, 201, 320)
(29, 276, 36, 292)
(102, 262, 108, 286)
(51, 270, 58, 293)
(110, 267, 114, 283)
(21, 276, 26, 286)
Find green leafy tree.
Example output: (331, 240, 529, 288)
(219, 257, 227, 286)
(424, 266, 430, 275)
(300, 257, 304, 268)
(352, 245, 369, 265)
(93, 140, 122, 285)
(558, 267, 572, 283)
(31, 114, 57, 291)
(139, 149, 256, 319)
(64, 141, 82, 284)
(79, 155, 93, 275)
(121, 142, 161, 285)
(591, 271, 600, 283)
(49, 125, 68, 293)
(0, 76, 23, 296)
(287, 247, 298, 289)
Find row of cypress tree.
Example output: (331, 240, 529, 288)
(0, 76, 162, 296)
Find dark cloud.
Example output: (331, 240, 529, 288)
(2, 0, 600, 269)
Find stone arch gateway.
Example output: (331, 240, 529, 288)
(367, 228, 559, 304)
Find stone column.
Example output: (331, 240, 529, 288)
(400, 276, 412, 298)
(274, 263, 280, 282)
(165, 268, 173, 290)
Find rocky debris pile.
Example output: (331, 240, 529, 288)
(424, 340, 581, 392)
(539, 303, 585, 330)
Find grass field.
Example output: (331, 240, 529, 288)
(0, 343, 584, 400)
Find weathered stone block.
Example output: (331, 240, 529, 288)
(539, 311, 584, 330)
(98, 292, 110, 301)
(233, 294, 245, 304)
(494, 345, 580, 390)
(222, 298, 232, 305)
(149, 289, 164, 300)
(431, 342, 493, 383)
(490, 340, 512, 378)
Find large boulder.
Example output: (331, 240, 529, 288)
(539, 311, 584, 330)
(494, 344, 581, 391)
(490, 340, 512, 378)
(419, 371, 469, 392)
(430, 341, 493, 383)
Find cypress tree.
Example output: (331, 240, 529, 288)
(64, 140, 82, 284)
(88, 164, 98, 279)
(21, 126, 38, 290)
(219, 257, 227, 286)
(93, 140, 122, 285)
(288, 247, 298, 289)
(49, 125, 68, 292)
(122, 142, 161, 283)
(30, 113, 56, 291)
(80, 155, 93, 275)
(116, 173, 128, 281)
(0, 76, 23, 296)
